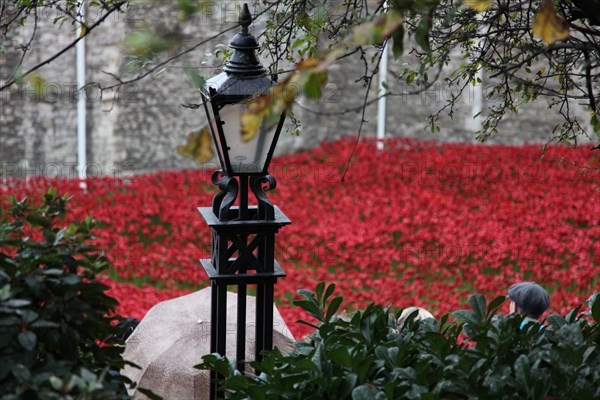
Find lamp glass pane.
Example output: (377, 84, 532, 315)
(203, 99, 226, 170)
(219, 103, 276, 174)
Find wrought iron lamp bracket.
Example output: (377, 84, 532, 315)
(211, 170, 278, 221)
(250, 174, 276, 220)
(211, 170, 239, 221)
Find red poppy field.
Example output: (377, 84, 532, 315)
(2, 137, 599, 338)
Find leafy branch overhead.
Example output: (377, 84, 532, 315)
(2, 0, 599, 149)
(236, 0, 598, 145)
(241, 57, 332, 142)
(176, 57, 333, 162)
(238, 10, 404, 141)
(0, 0, 127, 91)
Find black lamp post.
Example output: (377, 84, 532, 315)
(197, 4, 290, 399)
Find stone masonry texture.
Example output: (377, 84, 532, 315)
(0, 1, 593, 179)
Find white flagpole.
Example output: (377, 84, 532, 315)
(76, 1, 87, 187)
(377, 3, 389, 151)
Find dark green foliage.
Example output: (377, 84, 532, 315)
(198, 283, 600, 399)
(0, 188, 130, 399)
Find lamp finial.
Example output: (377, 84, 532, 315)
(240, 4, 252, 34)
(222, 2, 264, 76)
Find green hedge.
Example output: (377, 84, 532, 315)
(199, 283, 600, 400)
(0, 189, 130, 399)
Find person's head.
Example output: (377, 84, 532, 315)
(507, 281, 550, 319)
(397, 306, 435, 325)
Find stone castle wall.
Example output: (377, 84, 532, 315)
(0, 2, 592, 179)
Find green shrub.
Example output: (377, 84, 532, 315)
(198, 283, 600, 399)
(0, 189, 130, 399)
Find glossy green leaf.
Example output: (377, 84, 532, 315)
(415, 18, 431, 52)
(468, 294, 487, 321)
(591, 293, 600, 322)
(324, 283, 336, 302)
(487, 296, 506, 317)
(11, 364, 31, 382)
(326, 296, 343, 322)
(5, 299, 31, 308)
(329, 346, 352, 367)
(452, 310, 479, 326)
(352, 384, 375, 400)
(391, 25, 405, 59)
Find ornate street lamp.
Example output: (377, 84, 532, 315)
(200, 4, 286, 180)
(197, 4, 290, 399)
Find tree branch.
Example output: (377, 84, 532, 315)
(0, 1, 127, 92)
(583, 50, 597, 112)
(99, 2, 277, 92)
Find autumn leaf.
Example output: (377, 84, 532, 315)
(533, 0, 569, 45)
(463, 0, 493, 12)
(241, 88, 285, 143)
(241, 98, 269, 142)
(78, 23, 88, 37)
(351, 10, 403, 47)
(26, 72, 46, 98)
(176, 126, 214, 163)
(241, 57, 332, 141)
